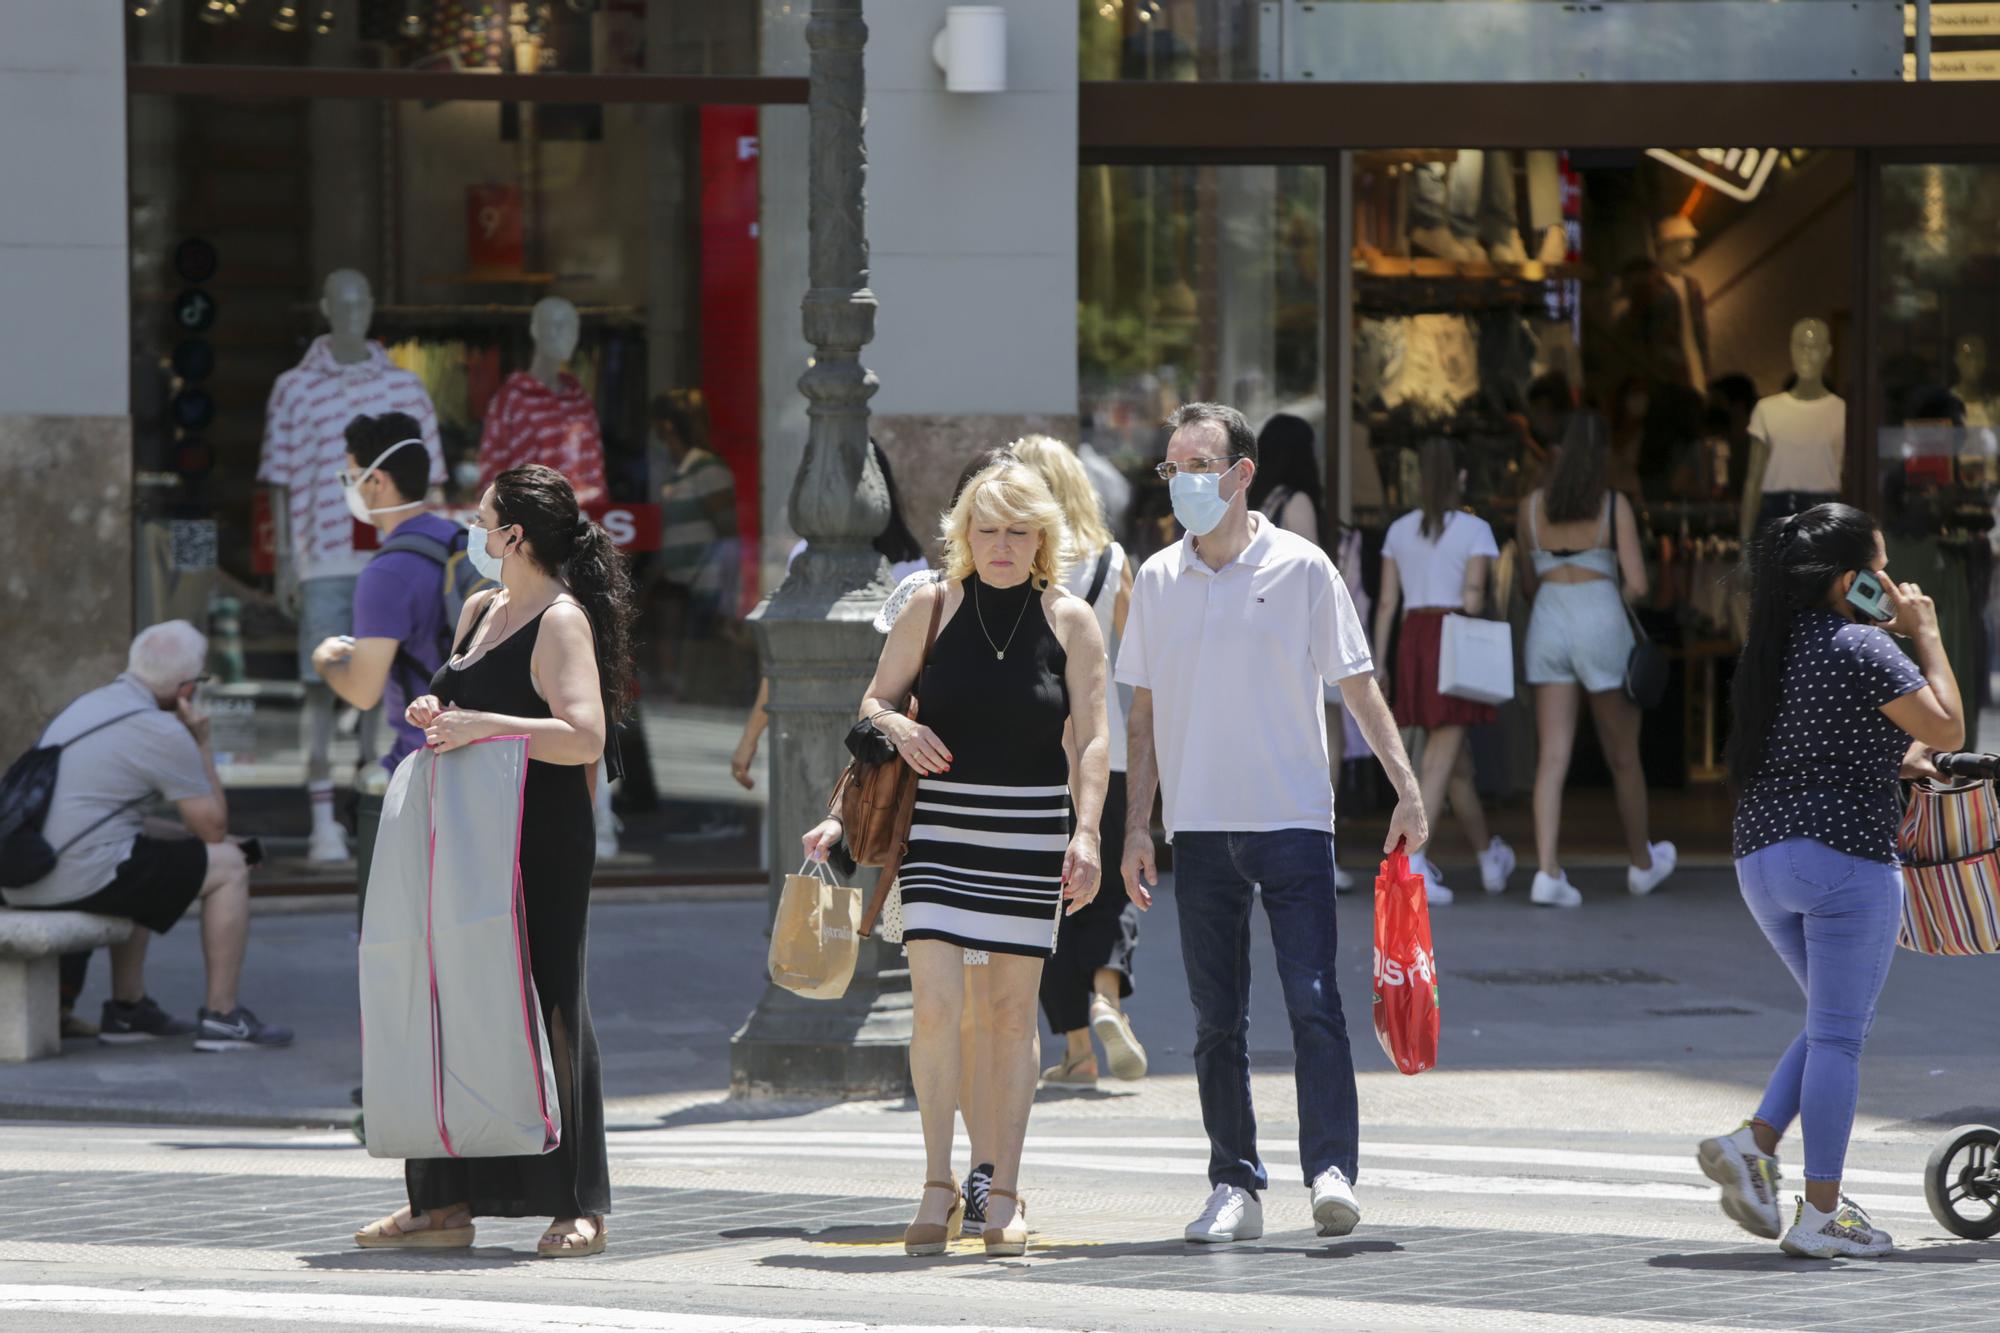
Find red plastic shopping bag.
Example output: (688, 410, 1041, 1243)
(1372, 845, 1440, 1075)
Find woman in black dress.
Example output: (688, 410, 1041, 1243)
(355, 463, 635, 1258)
(804, 460, 1110, 1258)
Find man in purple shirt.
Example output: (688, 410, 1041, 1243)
(312, 412, 463, 905)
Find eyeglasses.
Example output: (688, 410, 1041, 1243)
(1155, 455, 1243, 481)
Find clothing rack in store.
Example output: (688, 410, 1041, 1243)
(1354, 273, 1583, 316)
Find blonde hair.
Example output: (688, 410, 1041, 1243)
(939, 461, 1072, 589)
(1009, 434, 1113, 558)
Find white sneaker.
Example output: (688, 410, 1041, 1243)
(1309, 1166, 1362, 1237)
(594, 807, 622, 860)
(1184, 1184, 1262, 1243)
(1779, 1195, 1893, 1259)
(1530, 870, 1581, 908)
(1697, 1123, 1783, 1240)
(1334, 864, 1355, 894)
(1477, 837, 1516, 894)
(307, 820, 350, 863)
(1628, 840, 1677, 896)
(1412, 854, 1453, 905)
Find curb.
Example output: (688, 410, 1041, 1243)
(0, 1100, 358, 1132)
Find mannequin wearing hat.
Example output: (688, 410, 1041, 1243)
(1656, 215, 1710, 392)
(1738, 318, 1845, 543)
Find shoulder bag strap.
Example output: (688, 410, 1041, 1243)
(1083, 545, 1114, 607)
(45, 709, 174, 857)
(863, 584, 946, 936)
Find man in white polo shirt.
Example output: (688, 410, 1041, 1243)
(1118, 402, 1427, 1244)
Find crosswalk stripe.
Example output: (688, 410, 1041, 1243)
(613, 1129, 1914, 1186)
(0, 1286, 1079, 1332)
(618, 1139, 1935, 1218)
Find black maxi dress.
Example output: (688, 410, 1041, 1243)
(407, 599, 610, 1220)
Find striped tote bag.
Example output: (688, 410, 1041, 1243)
(1898, 777, 2000, 956)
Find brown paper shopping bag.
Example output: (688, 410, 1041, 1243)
(768, 860, 863, 1000)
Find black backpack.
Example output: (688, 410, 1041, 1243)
(0, 709, 150, 891)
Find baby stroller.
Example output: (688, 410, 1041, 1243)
(1903, 751, 2000, 1238)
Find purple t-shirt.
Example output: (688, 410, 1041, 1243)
(354, 512, 459, 770)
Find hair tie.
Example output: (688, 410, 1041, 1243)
(575, 514, 591, 537)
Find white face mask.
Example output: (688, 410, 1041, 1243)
(338, 437, 426, 524)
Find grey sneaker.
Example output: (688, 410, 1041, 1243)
(1697, 1123, 1783, 1239)
(194, 1005, 294, 1052)
(1310, 1166, 1362, 1237)
(1779, 1195, 1893, 1259)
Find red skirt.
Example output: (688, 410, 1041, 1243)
(1392, 608, 1497, 730)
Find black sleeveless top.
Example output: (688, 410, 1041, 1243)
(430, 598, 559, 724)
(918, 573, 1069, 788)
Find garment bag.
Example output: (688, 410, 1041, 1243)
(360, 736, 561, 1159)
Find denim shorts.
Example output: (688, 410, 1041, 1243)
(296, 574, 358, 682)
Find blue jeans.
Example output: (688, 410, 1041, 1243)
(1737, 838, 1902, 1182)
(1173, 828, 1359, 1191)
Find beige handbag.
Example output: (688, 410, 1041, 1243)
(768, 861, 863, 1000)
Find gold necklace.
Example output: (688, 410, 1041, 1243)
(972, 578, 1033, 661)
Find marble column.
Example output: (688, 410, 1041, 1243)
(728, 0, 912, 1098)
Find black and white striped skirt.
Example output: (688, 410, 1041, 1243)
(897, 777, 1070, 959)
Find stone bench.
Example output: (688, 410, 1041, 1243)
(0, 909, 132, 1061)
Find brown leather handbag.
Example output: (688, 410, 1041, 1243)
(826, 587, 942, 935)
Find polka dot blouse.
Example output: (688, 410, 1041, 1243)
(1733, 609, 1928, 864)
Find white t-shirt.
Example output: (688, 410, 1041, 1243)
(1750, 391, 1846, 494)
(1117, 515, 1373, 839)
(1381, 509, 1498, 611)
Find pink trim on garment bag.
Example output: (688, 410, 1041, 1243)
(466, 734, 557, 1152)
(425, 734, 555, 1156)
(424, 749, 455, 1158)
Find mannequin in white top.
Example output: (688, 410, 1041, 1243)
(1740, 318, 1844, 542)
(1953, 334, 1996, 428)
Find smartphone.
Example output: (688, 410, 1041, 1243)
(238, 836, 264, 868)
(1847, 570, 1893, 623)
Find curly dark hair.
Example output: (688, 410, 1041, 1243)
(490, 464, 639, 721)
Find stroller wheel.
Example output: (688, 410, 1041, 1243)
(1925, 1124, 2000, 1239)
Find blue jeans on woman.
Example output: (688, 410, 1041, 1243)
(1737, 838, 1902, 1182)
(1172, 828, 1359, 1191)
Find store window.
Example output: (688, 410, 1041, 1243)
(126, 0, 759, 77)
(1078, 162, 1325, 561)
(1079, 1, 1268, 82)
(131, 85, 788, 884)
(1876, 161, 2000, 734)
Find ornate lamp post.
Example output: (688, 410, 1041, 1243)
(728, 0, 912, 1098)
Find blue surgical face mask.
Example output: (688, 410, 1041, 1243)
(1169, 462, 1237, 537)
(466, 521, 512, 581)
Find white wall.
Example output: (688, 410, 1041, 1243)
(865, 1, 1077, 416)
(0, 0, 126, 416)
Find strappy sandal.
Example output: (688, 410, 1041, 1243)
(1040, 1050, 1098, 1087)
(903, 1179, 964, 1256)
(983, 1187, 1028, 1258)
(536, 1214, 606, 1259)
(354, 1204, 474, 1249)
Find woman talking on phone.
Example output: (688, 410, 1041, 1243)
(1698, 502, 1961, 1260)
(354, 463, 635, 1259)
